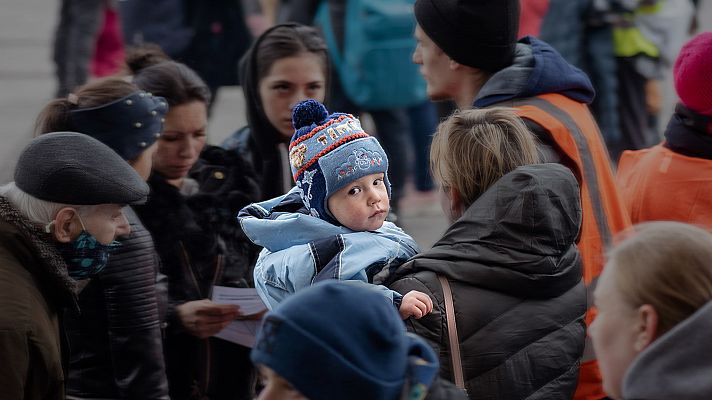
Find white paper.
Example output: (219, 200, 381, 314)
(211, 286, 267, 348)
(214, 319, 262, 348)
(211, 286, 267, 316)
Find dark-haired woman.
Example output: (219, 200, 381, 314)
(127, 51, 261, 400)
(35, 77, 170, 399)
(221, 23, 328, 200)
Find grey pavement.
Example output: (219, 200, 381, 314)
(1, 0, 711, 248)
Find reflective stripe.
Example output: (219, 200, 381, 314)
(512, 97, 613, 249)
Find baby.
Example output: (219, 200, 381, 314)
(239, 100, 432, 319)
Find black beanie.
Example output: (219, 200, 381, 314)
(414, 0, 520, 72)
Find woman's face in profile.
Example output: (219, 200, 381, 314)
(589, 263, 645, 399)
(153, 100, 208, 182)
(258, 52, 326, 141)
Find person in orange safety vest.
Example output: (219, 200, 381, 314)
(617, 33, 712, 230)
(411, 0, 631, 398)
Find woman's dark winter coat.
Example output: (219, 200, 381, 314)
(134, 145, 261, 400)
(387, 163, 587, 400)
(64, 207, 169, 399)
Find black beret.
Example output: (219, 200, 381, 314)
(14, 132, 149, 205)
(414, 0, 520, 72)
(68, 91, 168, 161)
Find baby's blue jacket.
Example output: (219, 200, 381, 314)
(238, 188, 420, 310)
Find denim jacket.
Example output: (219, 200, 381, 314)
(239, 188, 419, 310)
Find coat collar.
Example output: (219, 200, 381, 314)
(0, 196, 78, 307)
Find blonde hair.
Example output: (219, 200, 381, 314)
(430, 107, 539, 207)
(609, 221, 712, 335)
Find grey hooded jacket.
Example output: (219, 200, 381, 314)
(622, 300, 712, 399)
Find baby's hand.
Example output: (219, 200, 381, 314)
(399, 290, 433, 320)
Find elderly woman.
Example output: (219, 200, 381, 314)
(386, 108, 587, 399)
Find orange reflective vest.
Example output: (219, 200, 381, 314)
(617, 144, 712, 228)
(507, 93, 632, 400)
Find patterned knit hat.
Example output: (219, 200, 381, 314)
(288, 100, 390, 223)
(674, 32, 712, 117)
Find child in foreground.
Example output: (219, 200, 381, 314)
(239, 99, 432, 319)
(251, 281, 467, 400)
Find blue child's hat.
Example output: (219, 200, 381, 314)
(251, 281, 439, 400)
(288, 99, 390, 224)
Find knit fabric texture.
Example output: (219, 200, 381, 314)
(674, 32, 712, 117)
(288, 99, 390, 224)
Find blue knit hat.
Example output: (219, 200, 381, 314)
(251, 281, 439, 400)
(288, 100, 390, 223)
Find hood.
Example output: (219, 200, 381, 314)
(240, 27, 283, 156)
(238, 24, 295, 199)
(474, 36, 595, 108)
(238, 188, 414, 254)
(391, 163, 583, 299)
(238, 24, 333, 201)
(622, 300, 712, 399)
(239, 189, 351, 252)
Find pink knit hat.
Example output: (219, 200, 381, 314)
(674, 32, 712, 117)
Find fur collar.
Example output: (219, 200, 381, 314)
(0, 196, 77, 304)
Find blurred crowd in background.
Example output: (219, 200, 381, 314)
(54, 0, 702, 204)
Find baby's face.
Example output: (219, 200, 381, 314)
(327, 173, 390, 231)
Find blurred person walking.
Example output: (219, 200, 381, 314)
(52, 0, 106, 96)
(612, 0, 696, 155)
(617, 32, 712, 228)
(120, 0, 254, 108)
